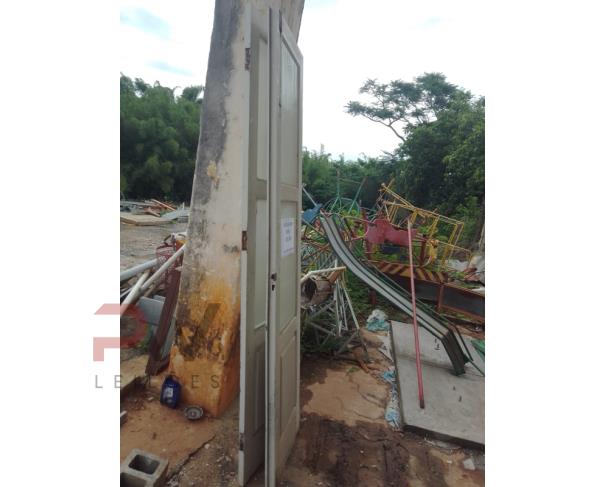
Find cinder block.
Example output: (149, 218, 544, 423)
(120, 448, 169, 487)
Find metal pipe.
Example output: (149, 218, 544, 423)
(300, 266, 346, 283)
(341, 284, 360, 331)
(120, 286, 133, 301)
(140, 245, 186, 293)
(408, 219, 425, 409)
(120, 270, 150, 316)
(348, 176, 367, 212)
(120, 258, 159, 282)
(302, 185, 317, 206)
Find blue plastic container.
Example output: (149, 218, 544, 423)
(160, 375, 181, 408)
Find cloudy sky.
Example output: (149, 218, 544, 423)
(120, 0, 485, 159)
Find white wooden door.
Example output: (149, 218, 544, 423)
(266, 8, 303, 487)
(239, 4, 270, 486)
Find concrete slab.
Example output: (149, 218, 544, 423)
(390, 320, 484, 447)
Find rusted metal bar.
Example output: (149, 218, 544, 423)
(146, 268, 182, 376)
(407, 219, 425, 409)
(437, 283, 445, 314)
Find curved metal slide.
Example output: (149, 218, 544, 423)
(320, 214, 472, 375)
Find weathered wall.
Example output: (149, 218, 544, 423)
(170, 0, 303, 417)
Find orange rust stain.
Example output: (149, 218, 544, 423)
(175, 274, 240, 361)
(170, 266, 241, 417)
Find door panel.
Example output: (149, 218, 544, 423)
(266, 9, 303, 487)
(239, 5, 270, 486)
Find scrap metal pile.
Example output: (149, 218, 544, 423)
(120, 232, 186, 375)
(120, 198, 190, 225)
(300, 180, 485, 353)
(300, 187, 367, 355)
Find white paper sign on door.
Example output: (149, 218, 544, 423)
(280, 217, 295, 257)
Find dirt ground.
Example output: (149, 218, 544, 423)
(121, 375, 239, 487)
(120, 221, 187, 271)
(121, 337, 484, 486)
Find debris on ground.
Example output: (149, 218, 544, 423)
(366, 309, 390, 331)
(184, 406, 204, 421)
(381, 367, 401, 430)
(374, 334, 393, 362)
(121, 198, 189, 225)
(161, 203, 190, 222)
(120, 212, 172, 226)
(120, 230, 185, 370)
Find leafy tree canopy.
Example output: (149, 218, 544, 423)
(346, 72, 484, 246)
(302, 150, 396, 210)
(120, 74, 202, 202)
(346, 73, 467, 142)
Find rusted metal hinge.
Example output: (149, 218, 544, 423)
(241, 230, 248, 251)
(245, 47, 251, 70)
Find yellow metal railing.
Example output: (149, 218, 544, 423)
(375, 182, 470, 271)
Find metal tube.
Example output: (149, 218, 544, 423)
(341, 284, 360, 330)
(300, 266, 346, 283)
(120, 258, 159, 282)
(302, 185, 317, 206)
(140, 245, 186, 293)
(407, 219, 425, 409)
(120, 270, 150, 316)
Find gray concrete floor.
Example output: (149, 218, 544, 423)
(390, 321, 485, 446)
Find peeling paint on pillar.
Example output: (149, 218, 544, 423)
(170, 0, 246, 418)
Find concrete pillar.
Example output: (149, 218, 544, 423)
(170, 0, 304, 417)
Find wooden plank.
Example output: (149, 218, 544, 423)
(150, 199, 177, 211)
(144, 208, 162, 218)
(120, 212, 172, 226)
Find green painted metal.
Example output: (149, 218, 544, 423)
(472, 339, 485, 360)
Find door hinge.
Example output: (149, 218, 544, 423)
(239, 432, 245, 451)
(279, 11, 283, 33)
(241, 230, 248, 251)
(245, 47, 251, 70)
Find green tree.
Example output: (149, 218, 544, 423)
(346, 73, 465, 142)
(347, 73, 484, 247)
(301, 150, 396, 210)
(120, 74, 202, 202)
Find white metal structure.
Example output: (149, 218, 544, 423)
(239, 5, 302, 487)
